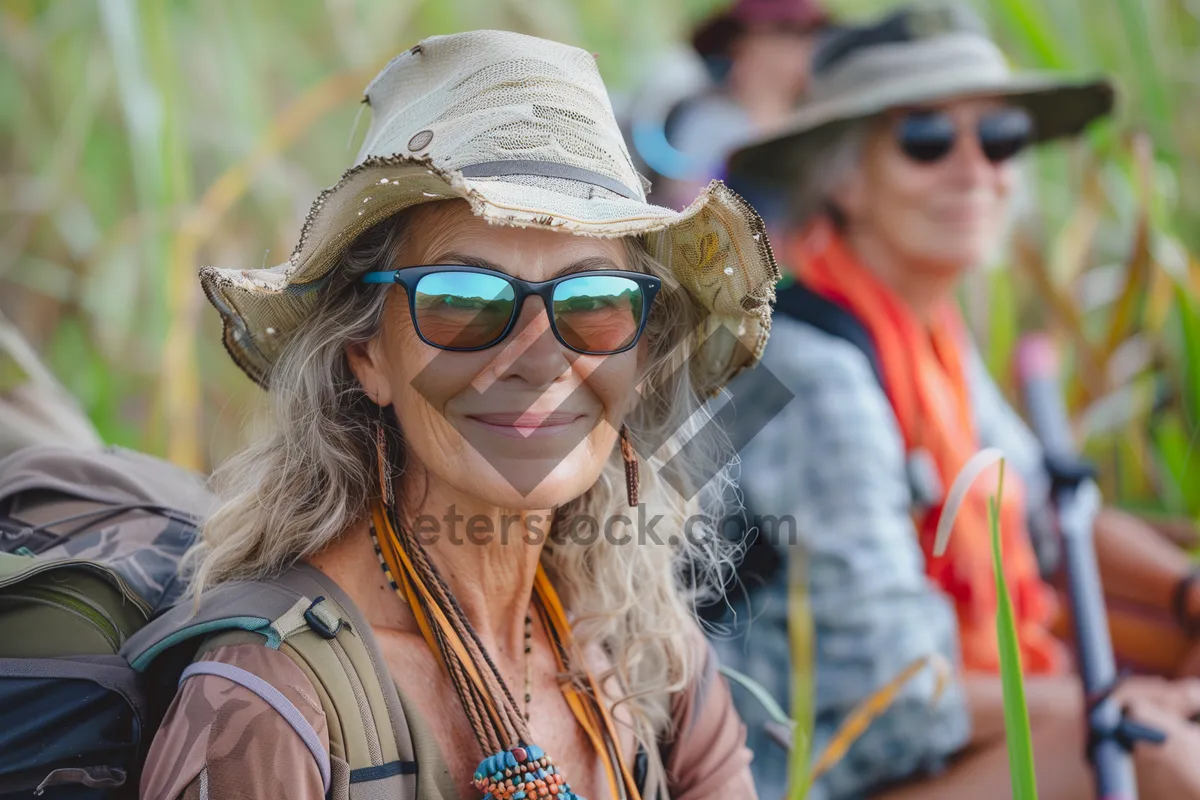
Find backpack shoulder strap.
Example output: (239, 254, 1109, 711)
(273, 565, 417, 798)
(772, 280, 884, 389)
(121, 565, 416, 800)
(120, 579, 299, 670)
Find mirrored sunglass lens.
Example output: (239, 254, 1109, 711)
(413, 272, 515, 349)
(979, 109, 1033, 163)
(897, 112, 956, 163)
(552, 275, 644, 354)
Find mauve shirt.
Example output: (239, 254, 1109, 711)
(142, 634, 755, 800)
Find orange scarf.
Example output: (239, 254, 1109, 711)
(789, 222, 1065, 675)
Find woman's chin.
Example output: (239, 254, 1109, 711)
(925, 224, 1002, 268)
(442, 454, 601, 514)
(435, 419, 614, 511)
(480, 460, 604, 510)
(910, 239, 992, 275)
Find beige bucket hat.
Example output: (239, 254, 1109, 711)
(201, 30, 779, 396)
(727, 2, 1115, 183)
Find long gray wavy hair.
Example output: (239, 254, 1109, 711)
(784, 119, 871, 228)
(183, 200, 737, 792)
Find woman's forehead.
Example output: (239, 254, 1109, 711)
(399, 200, 629, 279)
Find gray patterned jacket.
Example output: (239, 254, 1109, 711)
(712, 314, 1054, 800)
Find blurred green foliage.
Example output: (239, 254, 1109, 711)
(5, 2, 1199, 795)
(3, 0, 1200, 524)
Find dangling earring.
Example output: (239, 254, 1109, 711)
(619, 424, 638, 507)
(375, 410, 395, 509)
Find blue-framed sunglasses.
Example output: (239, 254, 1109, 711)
(361, 265, 661, 355)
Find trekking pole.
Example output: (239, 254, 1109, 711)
(1016, 335, 1163, 800)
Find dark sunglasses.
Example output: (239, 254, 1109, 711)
(894, 107, 1034, 165)
(361, 265, 661, 355)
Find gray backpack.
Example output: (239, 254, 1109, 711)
(0, 444, 418, 799)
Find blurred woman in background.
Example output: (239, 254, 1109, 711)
(718, 4, 1200, 798)
(623, 0, 831, 214)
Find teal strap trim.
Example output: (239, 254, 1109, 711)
(130, 616, 274, 672)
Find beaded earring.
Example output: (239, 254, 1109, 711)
(374, 408, 395, 509)
(619, 424, 638, 507)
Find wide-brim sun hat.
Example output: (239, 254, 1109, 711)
(201, 30, 779, 398)
(727, 2, 1115, 184)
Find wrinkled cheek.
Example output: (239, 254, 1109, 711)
(887, 208, 935, 256)
(389, 324, 444, 380)
(575, 354, 639, 423)
(540, 422, 620, 500)
(386, 345, 468, 453)
(394, 393, 469, 471)
(396, 346, 486, 419)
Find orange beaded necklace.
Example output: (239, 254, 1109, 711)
(369, 501, 641, 800)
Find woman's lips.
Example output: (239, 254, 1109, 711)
(465, 412, 587, 439)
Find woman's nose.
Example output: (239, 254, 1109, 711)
(480, 298, 573, 389)
(949, 122, 998, 181)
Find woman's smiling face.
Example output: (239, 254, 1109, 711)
(348, 200, 644, 512)
(833, 97, 1020, 276)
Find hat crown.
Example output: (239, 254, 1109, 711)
(808, 3, 1008, 102)
(356, 30, 646, 203)
(813, 3, 989, 73)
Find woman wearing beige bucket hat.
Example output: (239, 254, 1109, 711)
(139, 29, 778, 800)
(715, 3, 1200, 800)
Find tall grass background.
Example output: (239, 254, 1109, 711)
(4, 1, 1198, 796)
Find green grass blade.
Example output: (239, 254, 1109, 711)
(1174, 283, 1200, 430)
(987, 0, 1067, 69)
(1110, 0, 1171, 147)
(1149, 414, 1200, 518)
(984, 268, 1018, 390)
(719, 665, 794, 728)
(788, 546, 815, 799)
(989, 462, 1039, 799)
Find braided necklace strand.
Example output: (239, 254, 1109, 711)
(369, 510, 580, 800)
(408, 530, 529, 731)
(371, 526, 512, 750)
(524, 612, 533, 722)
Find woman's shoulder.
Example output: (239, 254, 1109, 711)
(141, 642, 329, 800)
(664, 633, 756, 800)
(669, 631, 719, 721)
(761, 311, 883, 390)
(733, 311, 901, 461)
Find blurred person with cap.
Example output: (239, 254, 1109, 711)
(715, 3, 1200, 798)
(624, 0, 830, 213)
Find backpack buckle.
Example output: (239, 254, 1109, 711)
(304, 596, 342, 640)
